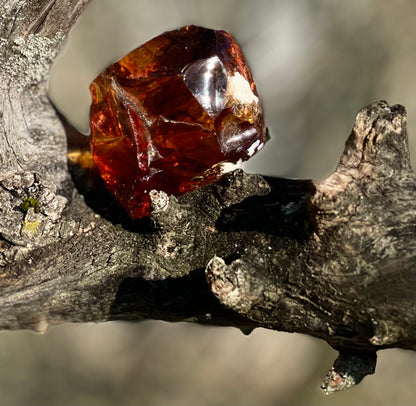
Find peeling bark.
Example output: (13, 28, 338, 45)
(0, 1, 415, 393)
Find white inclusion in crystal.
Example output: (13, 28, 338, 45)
(226, 72, 259, 105)
(246, 139, 262, 157)
(183, 56, 228, 117)
(218, 162, 239, 173)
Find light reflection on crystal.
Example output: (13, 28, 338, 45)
(183, 56, 227, 118)
(218, 126, 258, 154)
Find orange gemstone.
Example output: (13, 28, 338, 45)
(89, 25, 266, 219)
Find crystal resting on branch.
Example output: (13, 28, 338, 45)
(89, 25, 266, 219)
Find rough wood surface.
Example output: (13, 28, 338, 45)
(0, 0, 415, 393)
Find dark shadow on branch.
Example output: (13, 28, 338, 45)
(109, 267, 255, 332)
(216, 176, 316, 240)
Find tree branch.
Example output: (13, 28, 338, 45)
(0, 1, 415, 393)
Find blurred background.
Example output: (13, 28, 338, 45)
(1, 0, 415, 405)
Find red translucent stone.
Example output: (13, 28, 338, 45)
(90, 25, 266, 219)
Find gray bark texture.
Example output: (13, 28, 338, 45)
(0, 0, 415, 394)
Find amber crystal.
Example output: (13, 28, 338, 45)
(90, 25, 266, 219)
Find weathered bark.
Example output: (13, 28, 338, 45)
(0, 1, 415, 394)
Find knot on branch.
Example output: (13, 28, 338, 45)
(206, 256, 260, 314)
(205, 253, 285, 325)
(321, 349, 377, 394)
